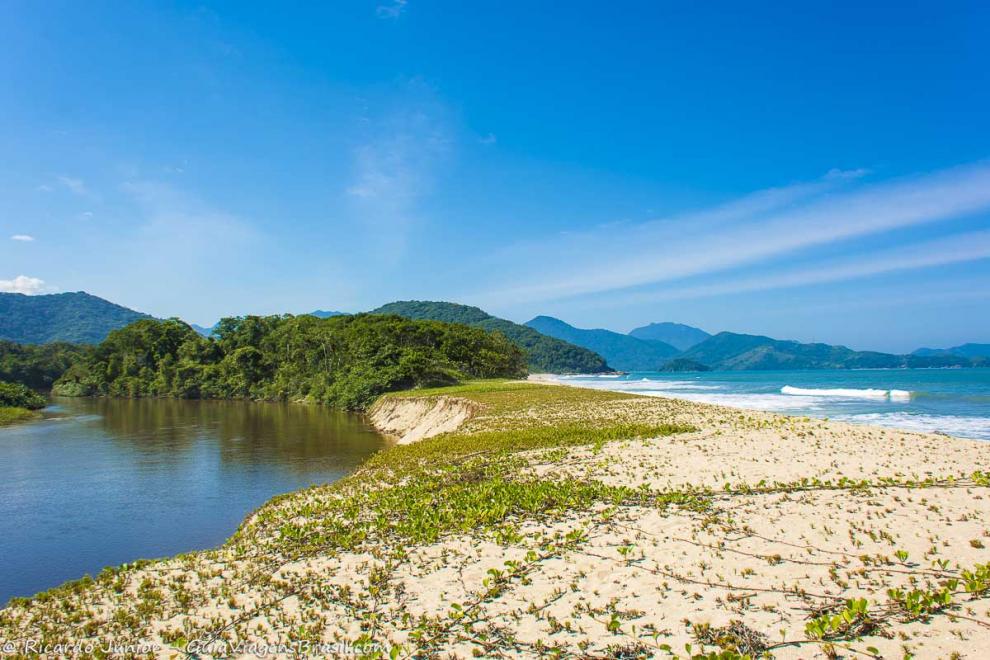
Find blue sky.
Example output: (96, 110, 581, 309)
(1, 1, 988, 353)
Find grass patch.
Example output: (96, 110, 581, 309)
(0, 406, 39, 426)
(237, 380, 699, 557)
(364, 421, 695, 474)
(252, 468, 704, 556)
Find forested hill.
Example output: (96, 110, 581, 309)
(0, 292, 150, 344)
(371, 301, 612, 374)
(525, 316, 678, 371)
(628, 322, 711, 351)
(913, 343, 990, 359)
(679, 332, 977, 370)
(53, 314, 527, 410)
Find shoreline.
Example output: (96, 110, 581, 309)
(3, 380, 990, 657)
(0, 406, 40, 427)
(533, 371, 990, 442)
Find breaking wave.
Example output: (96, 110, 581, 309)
(781, 386, 911, 401)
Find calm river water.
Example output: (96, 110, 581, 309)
(0, 397, 388, 604)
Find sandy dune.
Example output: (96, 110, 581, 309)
(2, 382, 989, 658)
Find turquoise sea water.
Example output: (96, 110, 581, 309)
(554, 368, 990, 440)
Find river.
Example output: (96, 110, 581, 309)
(0, 397, 388, 604)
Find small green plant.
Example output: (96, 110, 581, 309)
(804, 598, 877, 641)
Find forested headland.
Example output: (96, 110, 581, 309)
(53, 314, 528, 410)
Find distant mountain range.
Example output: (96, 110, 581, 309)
(1, 291, 985, 372)
(678, 332, 976, 371)
(628, 322, 711, 351)
(189, 323, 217, 337)
(371, 301, 611, 373)
(913, 343, 990, 359)
(0, 292, 150, 344)
(525, 316, 677, 371)
(521, 316, 986, 371)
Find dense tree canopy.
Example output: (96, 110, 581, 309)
(0, 381, 47, 410)
(54, 314, 528, 410)
(0, 340, 90, 389)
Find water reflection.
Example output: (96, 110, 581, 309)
(0, 397, 388, 604)
(83, 397, 385, 472)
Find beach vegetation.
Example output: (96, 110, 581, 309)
(4, 381, 990, 657)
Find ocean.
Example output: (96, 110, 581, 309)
(551, 368, 990, 440)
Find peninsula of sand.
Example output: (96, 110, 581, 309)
(2, 380, 990, 658)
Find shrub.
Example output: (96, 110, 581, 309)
(0, 380, 47, 410)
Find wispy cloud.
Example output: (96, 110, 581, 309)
(376, 0, 407, 19)
(122, 181, 259, 261)
(10, 234, 35, 242)
(473, 161, 990, 306)
(56, 175, 91, 197)
(344, 89, 451, 262)
(604, 229, 990, 306)
(0, 275, 49, 294)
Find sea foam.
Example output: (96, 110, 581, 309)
(833, 412, 990, 441)
(781, 386, 910, 400)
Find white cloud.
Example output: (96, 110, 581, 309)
(479, 133, 497, 145)
(376, 0, 407, 19)
(56, 175, 90, 196)
(473, 161, 990, 306)
(10, 235, 35, 242)
(0, 275, 48, 294)
(346, 115, 448, 201)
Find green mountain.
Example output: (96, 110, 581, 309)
(913, 343, 990, 359)
(309, 310, 347, 319)
(628, 322, 711, 351)
(0, 292, 151, 344)
(525, 315, 678, 371)
(679, 332, 976, 370)
(371, 301, 611, 373)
